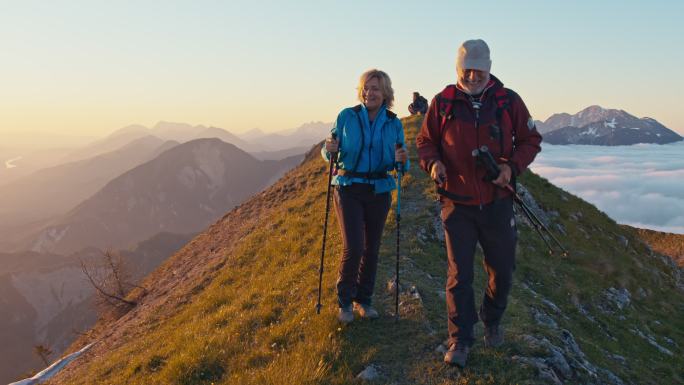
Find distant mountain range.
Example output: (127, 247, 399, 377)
(62, 122, 256, 161)
(536, 105, 682, 145)
(0, 136, 177, 236)
(22, 138, 302, 254)
(237, 121, 331, 151)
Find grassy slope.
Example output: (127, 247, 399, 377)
(50, 115, 684, 385)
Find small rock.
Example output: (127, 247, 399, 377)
(435, 344, 448, 354)
(609, 353, 627, 365)
(616, 235, 629, 247)
(578, 227, 590, 239)
(532, 308, 558, 329)
(631, 328, 674, 356)
(560, 329, 585, 359)
(547, 347, 573, 379)
(512, 356, 562, 385)
(356, 365, 381, 381)
(560, 195, 569, 202)
(542, 299, 562, 314)
(521, 282, 540, 298)
(637, 287, 648, 299)
(599, 368, 626, 385)
(554, 223, 566, 235)
(605, 287, 631, 310)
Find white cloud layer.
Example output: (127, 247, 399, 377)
(531, 141, 684, 234)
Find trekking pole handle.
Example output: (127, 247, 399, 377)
(326, 133, 339, 160)
(395, 143, 405, 172)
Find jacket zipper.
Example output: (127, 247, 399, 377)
(469, 83, 494, 210)
(473, 103, 483, 210)
(473, 106, 482, 211)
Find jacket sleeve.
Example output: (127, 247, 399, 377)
(508, 91, 542, 176)
(415, 96, 441, 174)
(321, 110, 343, 161)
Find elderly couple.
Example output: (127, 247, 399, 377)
(321, 39, 542, 367)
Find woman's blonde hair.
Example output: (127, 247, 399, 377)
(357, 69, 394, 109)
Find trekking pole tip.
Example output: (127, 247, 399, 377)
(315, 303, 322, 314)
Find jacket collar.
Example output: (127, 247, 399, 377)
(359, 103, 388, 130)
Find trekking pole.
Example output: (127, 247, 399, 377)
(509, 190, 557, 255)
(505, 185, 568, 256)
(473, 146, 568, 257)
(394, 143, 403, 322)
(316, 134, 337, 314)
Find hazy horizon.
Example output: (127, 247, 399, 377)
(1, 1, 683, 140)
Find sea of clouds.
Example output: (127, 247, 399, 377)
(531, 141, 684, 234)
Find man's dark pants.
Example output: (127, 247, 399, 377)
(333, 184, 391, 308)
(441, 197, 517, 348)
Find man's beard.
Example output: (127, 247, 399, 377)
(458, 73, 490, 95)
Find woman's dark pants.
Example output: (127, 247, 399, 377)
(333, 184, 391, 308)
(441, 197, 517, 348)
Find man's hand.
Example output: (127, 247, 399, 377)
(325, 137, 339, 153)
(492, 163, 512, 187)
(395, 146, 408, 163)
(430, 160, 447, 187)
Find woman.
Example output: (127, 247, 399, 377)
(321, 69, 409, 323)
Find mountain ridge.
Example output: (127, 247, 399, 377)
(535, 105, 682, 145)
(23, 138, 301, 254)
(47, 116, 684, 384)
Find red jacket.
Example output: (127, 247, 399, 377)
(416, 75, 542, 206)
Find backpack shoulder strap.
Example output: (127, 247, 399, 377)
(352, 104, 363, 113)
(437, 85, 458, 135)
(386, 109, 397, 120)
(494, 87, 515, 136)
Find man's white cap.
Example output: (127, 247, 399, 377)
(457, 39, 492, 72)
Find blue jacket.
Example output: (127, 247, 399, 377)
(321, 103, 409, 193)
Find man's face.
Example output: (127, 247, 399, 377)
(457, 68, 489, 95)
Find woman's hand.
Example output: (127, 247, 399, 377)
(325, 137, 339, 153)
(395, 146, 408, 163)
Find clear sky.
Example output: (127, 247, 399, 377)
(1, 0, 683, 143)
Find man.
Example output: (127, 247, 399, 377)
(416, 39, 542, 367)
(408, 91, 428, 115)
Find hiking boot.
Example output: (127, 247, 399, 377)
(484, 324, 504, 348)
(353, 302, 379, 319)
(443, 344, 470, 367)
(338, 305, 354, 324)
